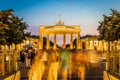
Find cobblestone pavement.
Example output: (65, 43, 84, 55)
(20, 61, 105, 80)
(20, 62, 29, 80)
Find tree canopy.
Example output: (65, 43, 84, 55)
(97, 9, 120, 41)
(0, 9, 29, 45)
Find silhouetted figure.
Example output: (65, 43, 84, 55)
(25, 49, 31, 69)
(20, 50, 25, 68)
(31, 49, 36, 65)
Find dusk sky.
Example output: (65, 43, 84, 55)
(0, 0, 120, 36)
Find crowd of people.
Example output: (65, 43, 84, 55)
(27, 49, 71, 80)
(27, 49, 90, 80)
(18, 46, 90, 80)
(19, 47, 36, 69)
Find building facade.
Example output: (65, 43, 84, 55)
(81, 37, 120, 52)
(39, 19, 81, 49)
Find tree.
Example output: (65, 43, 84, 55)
(97, 9, 120, 51)
(0, 21, 9, 45)
(0, 9, 12, 45)
(97, 9, 120, 71)
(0, 9, 29, 49)
(97, 9, 120, 42)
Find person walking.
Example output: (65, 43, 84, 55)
(19, 50, 25, 68)
(30, 49, 36, 65)
(47, 50, 59, 80)
(59, 50, 71, 80)
(25, 49, 31, 69)
(28, 50, 45, 80)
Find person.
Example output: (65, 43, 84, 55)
(59, 50, 71, 80)
(47, 49, 59, 80)
(19, 50, 25, 68)
(40, 49, 48, 66)
(28, 50, 45, 80)
(76, 53, 85, 80)
(25, 49, 31, 69)
(20, 50, 25, 63)
(30, 49, 36, 65)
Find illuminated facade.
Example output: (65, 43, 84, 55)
(39, 19, 81, 49)
(81, 37, 120, 52)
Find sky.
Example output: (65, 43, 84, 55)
(0, 0, 120, 36)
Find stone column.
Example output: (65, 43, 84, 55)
(92, 39, 94, 50)
(2, 52, 4, 76)
(118, 54, 120, 76)
(63, 34, 66, 49)
(86, 38, 89, 50)
(8, 52, 10, 73)
(78, 34, 80, 49)
(46, 34, 50, 49)
(75, 35, 77, 49)
(54, 34, 56, 49)
(113, 53, 116, 72)
(102, 40, 104, 52)
(70, 34, 73, 49)
(76, 35, 78, 49)
(39, 34, 43, 49)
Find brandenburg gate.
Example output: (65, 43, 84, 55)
(39, 19, 81, 49)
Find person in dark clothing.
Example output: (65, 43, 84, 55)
(19, 50, 25, 68)
(25, 49, 31, 68)
(20, 50, 25, 63)
(30, 49, 36, 65)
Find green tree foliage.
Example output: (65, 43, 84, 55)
(97, 9, 120, 70)
(0, 9, 29, 45)
(97, 9, 120, 41)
